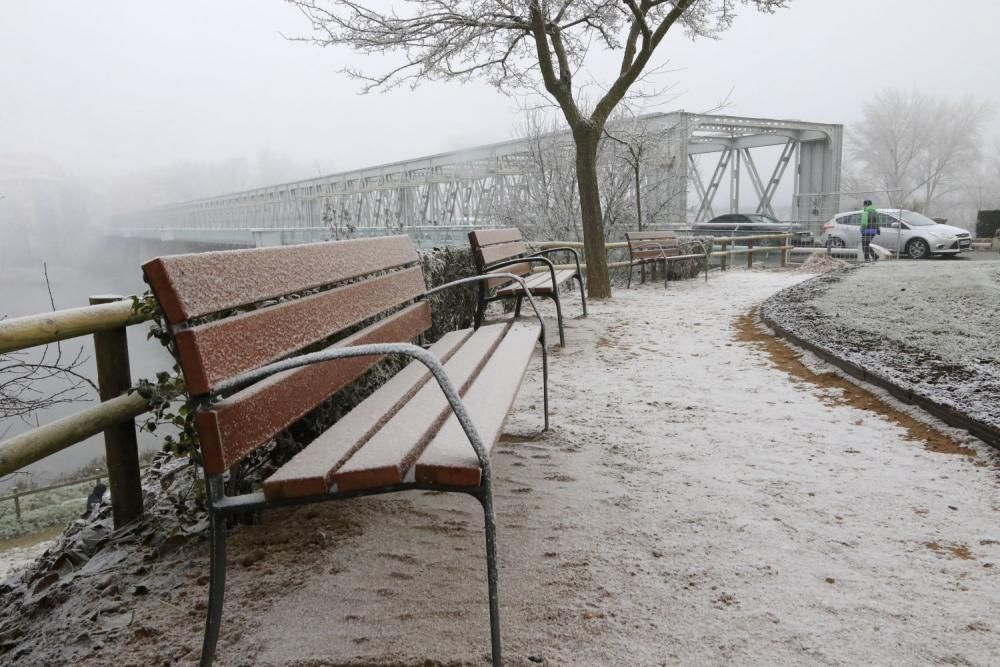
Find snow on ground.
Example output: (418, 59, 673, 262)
(6, 269, 1000, 666)
(763, 262, 1000, 433)
(812, 261, 1000, 368)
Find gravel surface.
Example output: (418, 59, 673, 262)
(763, 262, 1000, 433)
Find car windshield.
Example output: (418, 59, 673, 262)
(896, 210, 937, 227)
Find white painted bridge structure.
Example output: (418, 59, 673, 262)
(117, 112, 842, 248)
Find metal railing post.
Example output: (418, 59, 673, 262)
(89, 295, 143, 528)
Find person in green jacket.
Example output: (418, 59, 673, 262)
(859, 199, 880, 262)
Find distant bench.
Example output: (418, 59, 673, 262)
(142, 236, 550, 667)
(626, 230, 705, 288)
(469, 228, 587, 347)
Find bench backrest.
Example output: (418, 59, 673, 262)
(626, 231, 681, 260)
(468, 228, 531, 287)
(142, 236, 431, 475)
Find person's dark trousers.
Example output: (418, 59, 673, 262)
(861, 234, 877, 261)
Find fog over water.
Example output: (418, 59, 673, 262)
(2, 0, 999, 483)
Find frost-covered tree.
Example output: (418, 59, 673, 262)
(287, 0, 789, 298)
(850, 90, 993, 214)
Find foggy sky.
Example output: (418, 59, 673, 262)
(2, 0, 998, 194)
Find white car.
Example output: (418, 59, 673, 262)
(821, 209, 972, 259)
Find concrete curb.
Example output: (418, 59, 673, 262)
(759, 311, 1000, 450)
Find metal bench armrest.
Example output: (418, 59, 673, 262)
(483, 255, 558, 283)
(427, 274, 547, 344)
(213, 342, 493, 473)
(631, 241, 670, 258)
(530, 247, 582, 276)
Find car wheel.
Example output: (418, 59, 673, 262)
(906, 238, 930, 259)
(828, 237, 846, 248)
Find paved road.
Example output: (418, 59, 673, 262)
(953, 250, 1000, 261)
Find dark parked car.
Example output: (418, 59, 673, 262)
(692, 213, 813, 245)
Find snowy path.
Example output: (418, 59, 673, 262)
(199, 269, 999, 667)
(28, 270, 995, 666)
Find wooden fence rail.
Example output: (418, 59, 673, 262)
(536, 233, 793, 272)
(0, 296, 154, 528)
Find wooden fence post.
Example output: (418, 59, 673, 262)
(746, 239, 754, 269)
(14, 494, 21, 522)
(89, 295, 143, 528)
(720, 240, 729, 271)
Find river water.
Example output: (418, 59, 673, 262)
(1, 239, 178, 490)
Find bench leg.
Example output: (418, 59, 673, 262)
(551, 291, 566, 347)
(200, 506, 227, 667)
(478, 487, 502, 667)
(540, 331, 549, 431)
(574, 273, 587, 317)
(627, 262, 633, 288)
(474, 282, 487, 330)
(513, 294, 523, 318)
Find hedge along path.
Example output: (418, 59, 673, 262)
(735, 309, 984, 462)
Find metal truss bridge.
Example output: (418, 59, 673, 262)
(117, 112, 842, 248)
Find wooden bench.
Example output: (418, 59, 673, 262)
(625, 230, 705, 288)
(469, 228, 587, 347)
(142, 236, 550, 667)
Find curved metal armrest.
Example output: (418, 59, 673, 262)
(212, 342, 493, 473)
(427, 274, 547, 340)
(478, 256, 560, 300)
(632, 241, 670, 258)
(531, 246, 582, 276)
(485, 255, 557, 273)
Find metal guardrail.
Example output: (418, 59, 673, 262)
(0, 296, 154, 528)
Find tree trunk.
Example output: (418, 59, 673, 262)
(574, 126, 612, 299)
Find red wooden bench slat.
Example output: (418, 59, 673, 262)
(197, 302, 432, 475)
(175, 267, 426, 395)
(477, 240, 528, 266)
(332, 323, 509, 492)
(469, 228, 523, 247)
(415, 322, 540, 487)
(142, 236, 419, 324)
(261, 326, 472, 499)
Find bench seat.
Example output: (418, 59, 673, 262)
(495, 269, 578, 297)
(263, 320, 539, 499)
(626, 231, 706, 288)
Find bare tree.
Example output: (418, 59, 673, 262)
(502, 112, 585, 241)
(851, 90, 993, 214)
(0, 264, 95, 425)
(287, 0, 789, 298)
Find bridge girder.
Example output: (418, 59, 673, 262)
(117, 112, 842, 246)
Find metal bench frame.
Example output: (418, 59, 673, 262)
(149, 265, 547, 667)
(470, 231, 587, 347)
